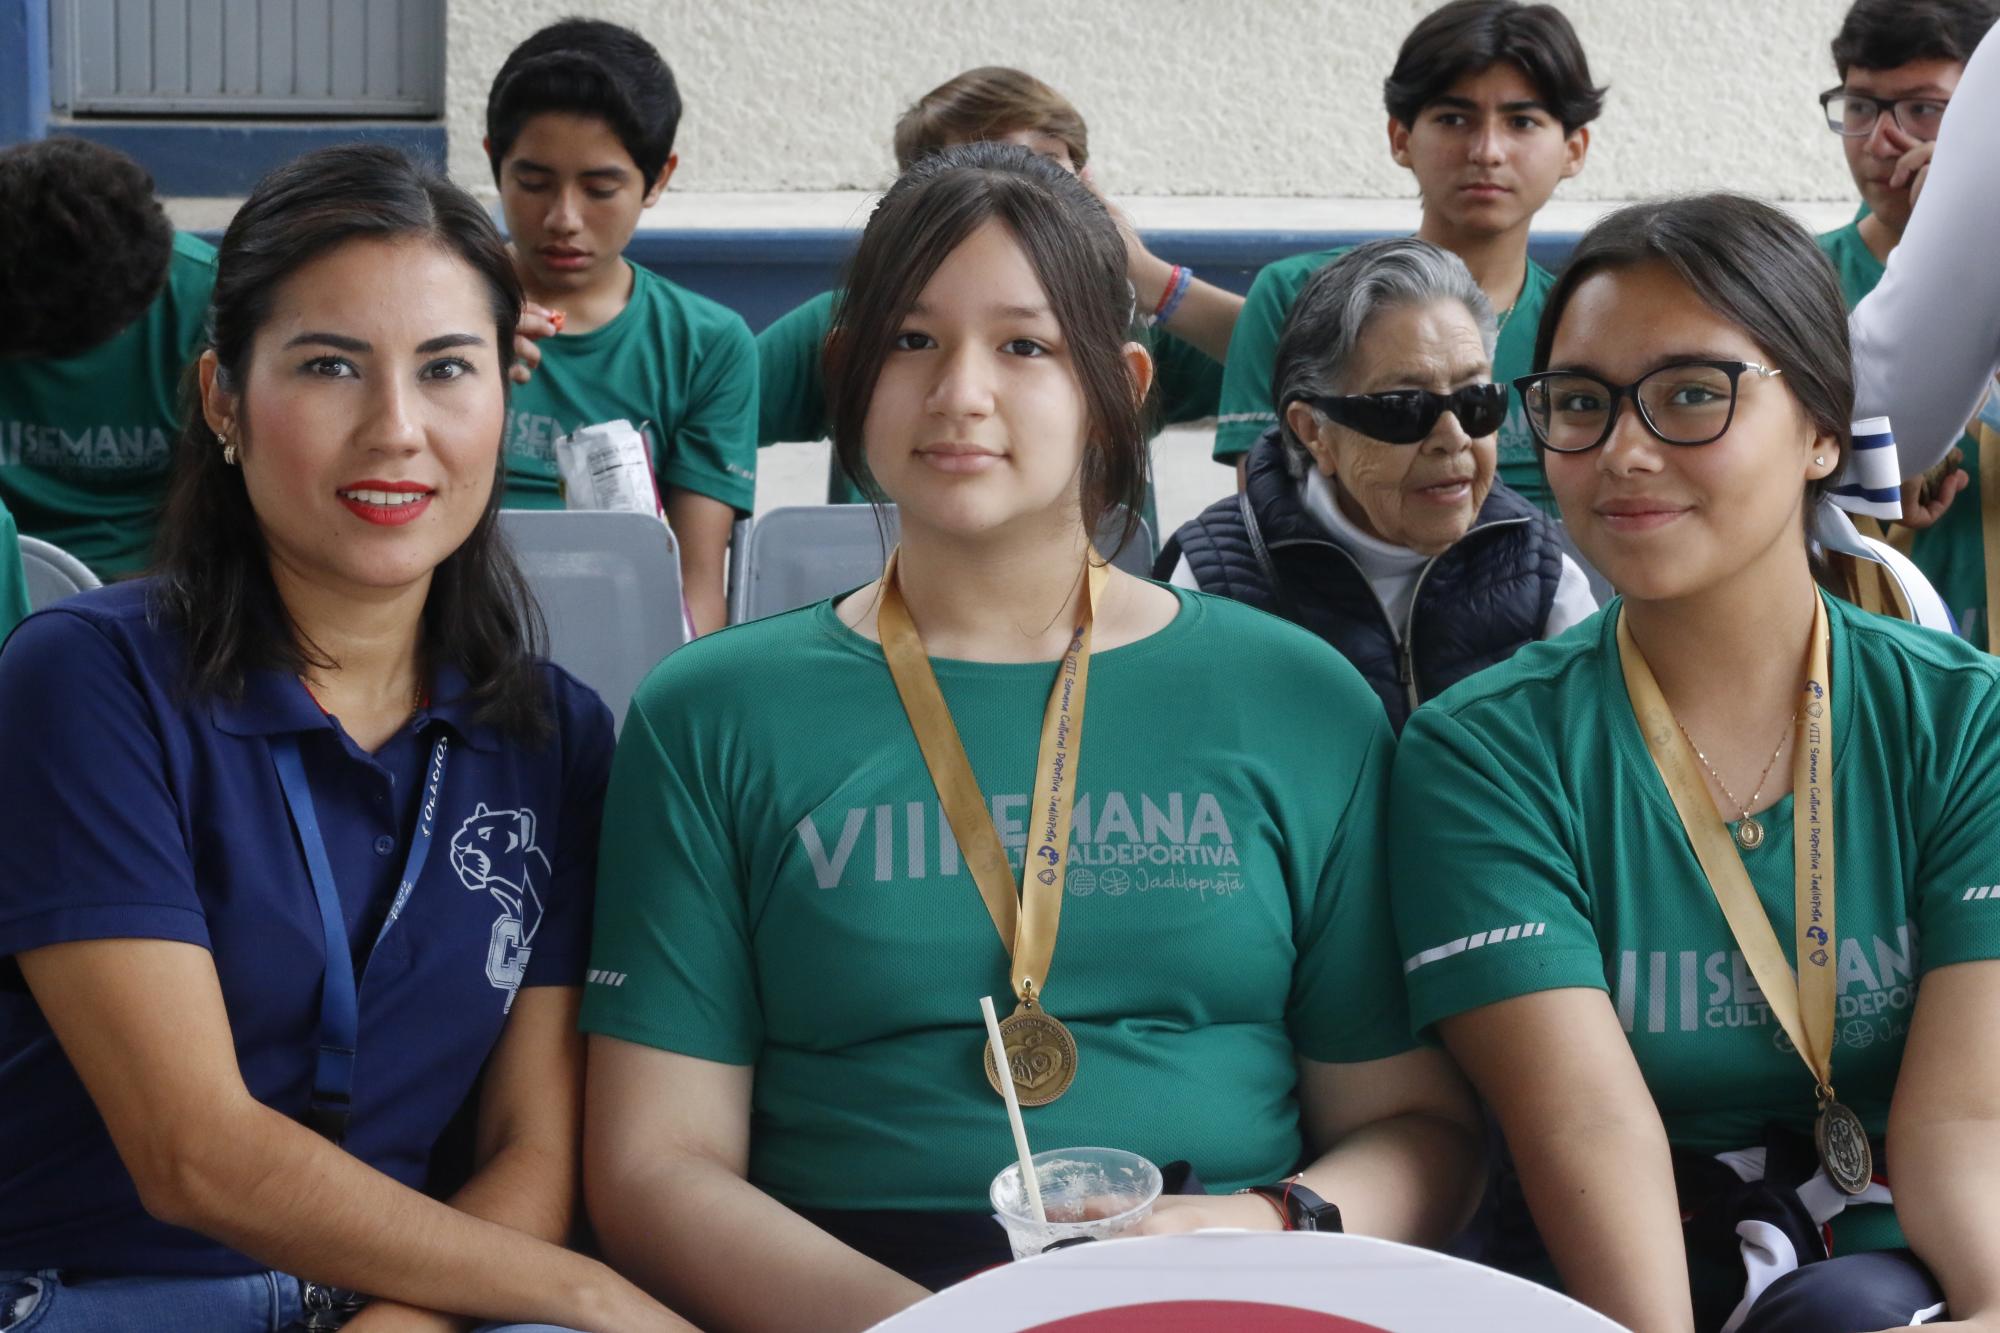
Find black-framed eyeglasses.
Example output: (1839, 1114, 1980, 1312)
(1818, 87, 1950, 141)
(1512, 360, 1783, 454)
(1288, 382, 1508, 445)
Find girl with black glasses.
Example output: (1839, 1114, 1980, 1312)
(1391, 193, 2000, 1332)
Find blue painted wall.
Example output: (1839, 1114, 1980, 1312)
(185, 224, 1582, 334)
(56, 122, 447, 195)
(620, 228, 1583, 334)
(0, 0, 51, 146)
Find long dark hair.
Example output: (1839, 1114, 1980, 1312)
(1532, 192, 1851, 514)
(824, 141, 1147, 556)
(153, 143, 549, 738)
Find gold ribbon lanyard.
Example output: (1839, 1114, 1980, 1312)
(1618, 596, 1874, 1195)
(875, 549, 1106, 1107)
(1976, 407, 2000, 647)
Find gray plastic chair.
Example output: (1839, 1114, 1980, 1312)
(730, 505, 1155, 624)
(19, 535, 101, 611)
(498, 510, 687, 731)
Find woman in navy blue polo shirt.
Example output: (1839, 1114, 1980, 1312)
(0, 146, 688, 1332)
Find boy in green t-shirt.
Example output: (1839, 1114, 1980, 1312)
(488, 19, 757, 635)
(757, 66, 1234, 506)
(1815, 0, 1999, 646)
(0, 139, 217, 579)
(1214, 0, 1601, 515)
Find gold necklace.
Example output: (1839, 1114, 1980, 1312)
(1672, 710, 1797, 851)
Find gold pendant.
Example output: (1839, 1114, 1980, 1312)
(983, 1000, 1078, 1107)
(1815, 1098, 1874, 1195)
(1735, 816, 1765, 851)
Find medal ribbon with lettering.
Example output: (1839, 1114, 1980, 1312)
(876, 548, 1103, 1107)
(1619, 594, 1873, 1194)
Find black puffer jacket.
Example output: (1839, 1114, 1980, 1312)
(1156, 428, 1567, 731)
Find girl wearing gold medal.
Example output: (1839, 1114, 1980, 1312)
(1390, 193, 2000, 1333)
(579, 142, 1484, 1331)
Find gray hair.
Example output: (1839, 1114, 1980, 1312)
(1271, 237, 1497, 477)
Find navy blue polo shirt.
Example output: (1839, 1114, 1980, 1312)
(0, 579, 614, 1275)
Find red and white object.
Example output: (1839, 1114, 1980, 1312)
(865, 1232, 1628, 1333)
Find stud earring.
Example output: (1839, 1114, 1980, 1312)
(1814, 455, 1826, 466)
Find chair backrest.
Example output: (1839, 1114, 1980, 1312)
(19, 535, 102, 611)
(498, 510, 687, 731)
(731, 505, 1156, 624)
(725, 515, 754, 629)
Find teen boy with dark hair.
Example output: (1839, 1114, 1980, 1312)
(1817, 0, 2000, 646)
(488, 18, 757, 636)
(0, 138, 217, 578)
(1213, 0, 1602, 513)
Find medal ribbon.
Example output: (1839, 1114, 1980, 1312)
(1976, 415, 2000, 645)
(1618, 595, 1838, 1104)
(875, 549, 1103, 1008)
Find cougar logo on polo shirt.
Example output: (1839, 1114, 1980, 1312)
(450, 804, 549, 1009)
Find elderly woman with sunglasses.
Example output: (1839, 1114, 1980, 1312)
(1160, 237, 1596, 730)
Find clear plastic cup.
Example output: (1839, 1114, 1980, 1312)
(988, 1147, 1164, 1260)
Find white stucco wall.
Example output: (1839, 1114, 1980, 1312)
(446, 0, 1860, 205)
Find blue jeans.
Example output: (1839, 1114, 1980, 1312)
(0, 1269, 584, 1333)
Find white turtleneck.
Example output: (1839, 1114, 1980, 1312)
(1169, 468, 1598, 645)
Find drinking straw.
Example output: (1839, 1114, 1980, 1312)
(980, 994, 1047, 1225)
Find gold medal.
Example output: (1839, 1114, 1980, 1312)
(876, 550, 1104, 1108)
(1814, 1097, 1874, 1196)
(983, 997, 1079, 1107)
(1624, 597, 1866, 1190)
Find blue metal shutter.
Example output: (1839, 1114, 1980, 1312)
(51, 0, 443, 116)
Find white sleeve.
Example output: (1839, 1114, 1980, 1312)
(1541, 554, 1600, 639)
(1851, 25, 2000, 477)
(1167, 554, 1202, 591)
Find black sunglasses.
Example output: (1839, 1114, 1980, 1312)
(1288, 383, 1510, 445)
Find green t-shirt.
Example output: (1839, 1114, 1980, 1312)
(756, 290, 1225, 505)
(0, 232, 217, 577)
(0, 497, 30, 640)
(1819, 221, 1989, 649)
(1214, 248, 1556, 513)
(504, 261, 758, 513)
(1391, 594, 2000, 1252)
(582, 588, 1411, 1211)
(755, 289, 839, 454)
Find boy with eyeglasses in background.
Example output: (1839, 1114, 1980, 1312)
(1818, 0, 2000, 647)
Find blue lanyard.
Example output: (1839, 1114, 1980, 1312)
(270, 730, 450, 1144)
